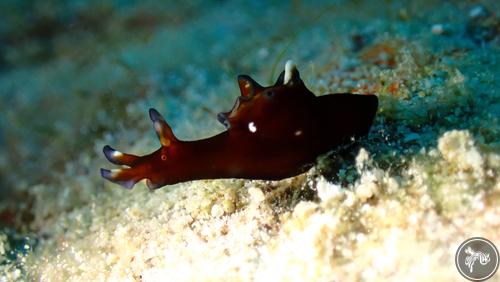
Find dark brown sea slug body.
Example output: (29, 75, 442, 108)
(101, 61, 378, 189)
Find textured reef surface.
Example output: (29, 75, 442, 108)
(0, 0, 499, 281)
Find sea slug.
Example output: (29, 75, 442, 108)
(101, 61, 378, 189)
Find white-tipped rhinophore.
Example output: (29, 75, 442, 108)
(284, 60, 297, 84)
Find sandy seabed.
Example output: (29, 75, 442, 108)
(0, 1, 499, 281)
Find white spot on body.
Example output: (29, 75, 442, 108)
(294, 130, 303, 136)
(248, 122, 257, 133)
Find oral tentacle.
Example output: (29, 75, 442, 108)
(100, 168, 139, 189)
(103, 145, 139, 166)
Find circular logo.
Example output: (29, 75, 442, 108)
(456, 237, 499, 281)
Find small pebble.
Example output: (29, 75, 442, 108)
(210, 204, 224, 217)
(248, 187, 265, 203)
(431, 24, 444, 35)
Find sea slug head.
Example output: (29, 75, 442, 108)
(218, 60, 316, 134)
(101, 109, 179, 190)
